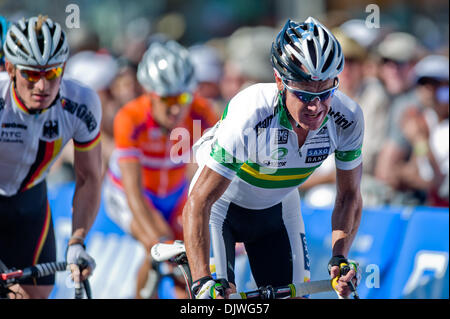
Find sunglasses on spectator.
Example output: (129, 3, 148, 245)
(157, 92, 193, 107)
(283, 78, 339, 103)
(16, 64, 64, 83)
(417, 77, 445, 87)
(381, 57, 407, 66)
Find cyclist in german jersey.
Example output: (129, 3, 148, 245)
(103, 40, 218, 298)
(0, 15, 101, 298)
(184, 17, 364, 299)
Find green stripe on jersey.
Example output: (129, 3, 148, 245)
(335, 147, 362, 162)
(236, 169, 312, 188)
(210, 141, 243, 172)
(221, 103, 230, 120)
(210, 142, 322, 189)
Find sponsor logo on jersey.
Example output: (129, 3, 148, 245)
(254, 114, 274, 135)
(0, 130, 22, 141)
(300, 233, 310, 271)
(305, 147, 329, 163)
(263, 160, 287, 167)
(317, 126, 328, 135)
(2, 122, 27, 130)
(271, 147, 288, 160)
(0, 122, 26, 143)
(328, 107, 354, 129)
(276, 129, 289, 144)
(254, 106, 283, 136)
(61, 98, 98, 133)
(43, 120, 59, 139)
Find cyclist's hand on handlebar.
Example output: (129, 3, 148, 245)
(66, 243, 96, 282)
(328, 255, 360, 297)
(192, 276, 232, 299)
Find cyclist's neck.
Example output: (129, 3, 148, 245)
(12, 82, 59, 115)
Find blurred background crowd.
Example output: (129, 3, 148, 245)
(1, 0, 448, 209)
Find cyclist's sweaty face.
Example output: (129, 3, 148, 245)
(7, 61, 63, 110)
(276, 76, 334, 131)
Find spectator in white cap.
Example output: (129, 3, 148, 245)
(375, 55, 449, 206)
(189, 44, 224, 113)
(376, 32, 423, 97)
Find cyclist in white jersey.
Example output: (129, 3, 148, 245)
(183, 17, 364, 299)
(0, 15, 101, 298)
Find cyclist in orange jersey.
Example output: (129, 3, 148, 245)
(103, 40, 218, 298)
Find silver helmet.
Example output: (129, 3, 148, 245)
(271, 17, 344, 82)
(137, 40, 196, 96)
(3, 15, 69, 66)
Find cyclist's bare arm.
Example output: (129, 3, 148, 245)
(332, 163, 363, 256)
(118, 160, 173, 251)
(71, 143, 103, 243)
(182, 166, 231, 282)
(330, 163, 363, 295)
(70, 143, 103, 280)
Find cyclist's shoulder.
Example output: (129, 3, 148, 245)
(331, 90, 364, 121)
(231, 82, 278, 106)
(60, 77, 101, 109)
(114, 94, 151, 131)
(0, 71, 9, 82)
(225, 82, 278, 121)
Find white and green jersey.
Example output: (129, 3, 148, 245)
(193, 83, 364, 209)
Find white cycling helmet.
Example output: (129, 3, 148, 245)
(3, 15, 69, 66)
(271, 17, 344, 82)
(137, 40, 196, 96)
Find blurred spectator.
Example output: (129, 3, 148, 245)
(334, 28, 391, 180)
(67, 27, 101, 54)
(339, 19, 381, 50)
(219, 26, 277, 107)
(376, 32, 423, 97)
(109, 57, 143, 113)
(188, 43, 224, 115)
(375, 55, 449, 206)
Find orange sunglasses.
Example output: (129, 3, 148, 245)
(156, 92, 193, 107)
(16, 64, 64, 83)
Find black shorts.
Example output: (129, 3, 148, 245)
(0, 181, 56, 285)
(210, 190, 310, 288)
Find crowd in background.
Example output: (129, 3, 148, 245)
(1, 3, 448, 209)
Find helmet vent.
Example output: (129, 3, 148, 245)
(313, 25, 319, 37)
(10, 33, 30, 56)
(307, 39, 317, 67)
(321, 48, 334, 73)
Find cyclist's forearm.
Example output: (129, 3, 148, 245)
(331, 191, 362, 257)
(183, 196, 212, 281)
(71, 174, 102, 241)
(70, 145, 102, 243)
(127, 190, 170, 237)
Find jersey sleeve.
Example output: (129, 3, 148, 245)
(204, 92, 255, 180)
(72, 88, 102, 152)
(334, 103, 364, 170)
(113, 105, 141, 161)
